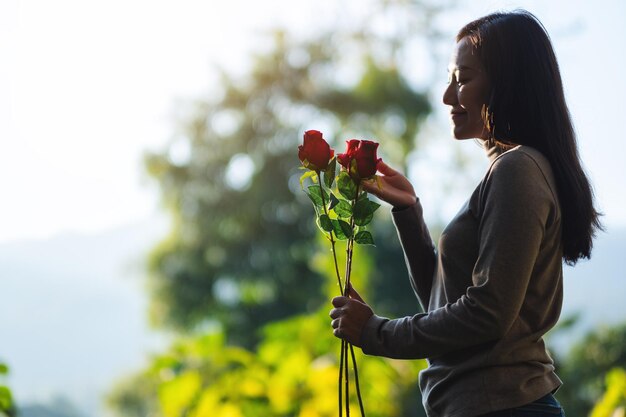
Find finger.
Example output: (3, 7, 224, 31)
(348, 286, 365, 303)
(376, 160, 402, 176)
(332, 296, 348, 308)
(329, 307, 344, 319)
(331, 318, 339, 329)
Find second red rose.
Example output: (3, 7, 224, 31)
(337, 139, 382, 179)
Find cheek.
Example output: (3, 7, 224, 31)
(457, 87, 488, 137)
(459, 89, 488, 123)
(458, 87, 477, 108)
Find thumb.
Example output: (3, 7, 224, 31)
(348, 285, 365, 303)
(376, 160, 401, 176)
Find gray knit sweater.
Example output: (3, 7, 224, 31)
(360, 145, 563, 417)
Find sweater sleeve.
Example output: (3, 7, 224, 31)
(390, 199, 437, 311)
(361, 151, 556, 359)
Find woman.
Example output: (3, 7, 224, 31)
(329, 10, 602, 417)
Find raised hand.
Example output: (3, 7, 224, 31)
(361, 161, 417, 209)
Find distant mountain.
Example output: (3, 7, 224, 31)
(550, 226, 626, 353)
(18, 396, 85, 417)
(0, 216, 170, 417)
(561, 226, 626, 320)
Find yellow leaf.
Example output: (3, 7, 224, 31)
(190, 390, 220, 417)
(158, 371, 201, 417)
(591, 368, 626, 417)
(217, 403, 244, 417)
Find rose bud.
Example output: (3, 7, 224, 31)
(298, 130, 334, 171)
(337, 139, 360, 169)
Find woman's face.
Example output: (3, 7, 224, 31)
(443, 36, 491, 140)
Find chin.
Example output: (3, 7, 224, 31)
(451, 128, 474, 140)
(452, 126, 486, 140)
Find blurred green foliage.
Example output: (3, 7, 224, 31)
(554, 322, 626, 417)
(590, 368, 626, 417)
(0, 362, 15, 417)
(109, 0, 450, 415)
(143, 0, 441, 349)
(108, 310, 426, 417)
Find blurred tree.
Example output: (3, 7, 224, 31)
(144, 0, 452, 348)
(108, 310, 426, 417)
(555, 322, 626, 417)
(0, 362, 15, 417)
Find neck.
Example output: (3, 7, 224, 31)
(481, 139, 502, 162)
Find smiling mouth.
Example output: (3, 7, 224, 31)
(451, 112, 467, 120)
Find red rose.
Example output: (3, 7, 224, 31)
(337, 139, 381, 179)
(298, 130, 334, 171)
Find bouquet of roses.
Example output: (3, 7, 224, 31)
(298, 130, 382, 417)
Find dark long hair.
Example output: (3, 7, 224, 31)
(458, 10, 602, 264)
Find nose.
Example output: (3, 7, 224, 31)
(442, 80, 457, 106)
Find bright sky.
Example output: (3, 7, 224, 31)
(1, 0, 625, 244)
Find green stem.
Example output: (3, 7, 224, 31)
(341, 181, 363, 416)
(344, 182, 360, 296)
(339, 339, 344, 417)
(344, 181, 366, 416)
(316, 172, 367, 417)
(316, 170, 344, 294)
(350, 344, 366, 416)
(344, 339, 350, 416)
(315, 170, 347, 417)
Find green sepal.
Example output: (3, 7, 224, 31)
(349, 158, 359, 179)
(307, 185, 328, 208)
(323, 157, 337, 188)
(333, 199, 353, 218)
(337, 171, 357, 200)
(299, 170, 317, 190)
(355, 230, 375, 245)
(317, 214, 334, 232)
(353, 198, 380, 226)
(331, 219, 352, 240)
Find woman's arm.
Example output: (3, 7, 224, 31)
(391, 202, 437, 310)
(362, 161, 437, 309)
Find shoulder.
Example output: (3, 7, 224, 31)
(487, 146, 556, 191)
(479, 146, 559, 207)
(489, 146, 551, 178)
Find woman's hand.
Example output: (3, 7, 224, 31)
(330, 286, 374, 347)
(361, 161, 417, 209)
